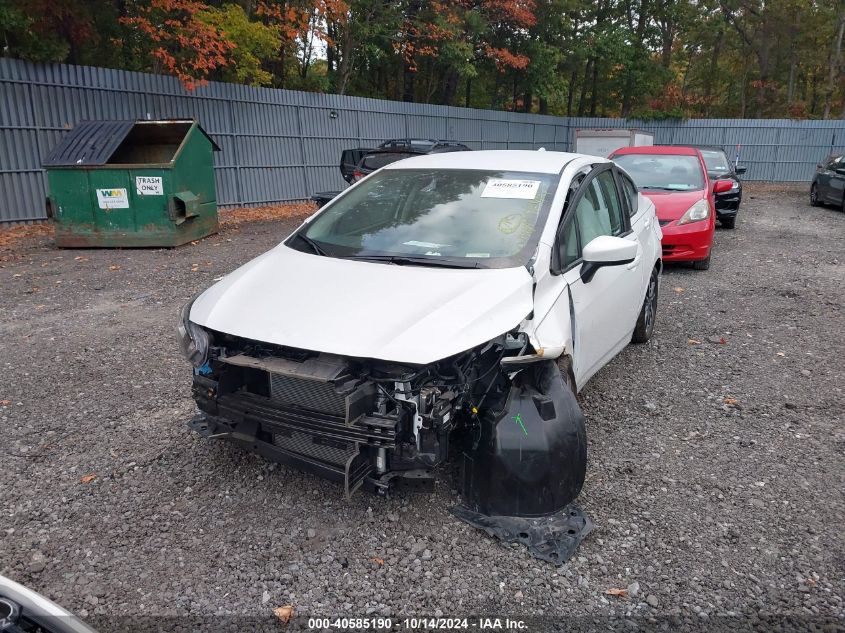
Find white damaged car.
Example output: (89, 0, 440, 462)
(178, 150, 661, 555)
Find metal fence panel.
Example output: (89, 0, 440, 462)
(3, 58, 845, 223)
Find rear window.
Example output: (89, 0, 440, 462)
(362, 152, 416, 171)
(612, 154, 705, 192)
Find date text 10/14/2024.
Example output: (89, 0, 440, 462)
(307, 618, 528, 630)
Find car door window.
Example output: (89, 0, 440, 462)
(558, 169, 625, 269)
(560, 217, 580, 268)
(594, 171, 625, 235)
(619, 173, 639, 217)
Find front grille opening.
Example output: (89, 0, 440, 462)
(218, 365, 270, 398)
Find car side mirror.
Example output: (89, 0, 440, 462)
(713, 179, 734, 194)
(580, 235, 638, 283)
(735, 166, 747, 175)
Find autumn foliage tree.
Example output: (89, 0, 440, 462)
(120, 0, 236, 89)
(1, 0, 843, 117)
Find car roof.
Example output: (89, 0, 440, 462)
(383, 150, 603, 174)
(612, 145, 701, 157)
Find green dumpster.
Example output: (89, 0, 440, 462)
(43, 119, 220, 247)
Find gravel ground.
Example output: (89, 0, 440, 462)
(1, 186, 843, 632)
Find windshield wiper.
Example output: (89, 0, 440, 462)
(292, 232, 328, 256)
(642, 185, 691, 191)
(347, 254, 479, 269)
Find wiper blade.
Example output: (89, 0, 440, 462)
(348, 254, 479, 269)
(292, 232, 328, 256)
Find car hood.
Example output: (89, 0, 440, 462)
(190, 245, 535, 365)
(641, 189, 706, 221)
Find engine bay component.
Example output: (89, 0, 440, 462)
(184, 330, 591, 561)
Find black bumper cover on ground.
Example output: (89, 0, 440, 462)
(456, 360, 590, 563)
(451, 504, 593, 564)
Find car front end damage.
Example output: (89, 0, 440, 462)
(179, 305, 591, 562)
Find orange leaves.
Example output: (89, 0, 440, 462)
(79, 473, 97, 484)
(120, 0, 236, 90)
(273, 605, 295, 624)
(486, 46, 530, 72)
(396, 0, 537, 73)
(483, 0, 537, 28)
(256, 1, 310, 41)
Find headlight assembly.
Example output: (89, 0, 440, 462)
(677, 199, 710, 225)
(177, 298, 210, 367)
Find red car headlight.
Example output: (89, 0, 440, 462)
(677, 199, 710, 225)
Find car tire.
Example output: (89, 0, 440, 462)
(810, 184, 820, 207)
(721, 216, 736, 229)
(631, 266, 659, 344)
(693, 256, 711, 271)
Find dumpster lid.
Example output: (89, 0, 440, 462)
(43, 119, 220, 167)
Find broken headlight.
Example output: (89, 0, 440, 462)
(177, 299, 210, 367)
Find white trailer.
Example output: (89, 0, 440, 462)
(573, 128, 654, 158)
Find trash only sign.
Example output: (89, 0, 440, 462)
(136, 176, 163, 196)
(96, 188, 129, 209)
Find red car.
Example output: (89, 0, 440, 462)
(610, 146, 732, 270)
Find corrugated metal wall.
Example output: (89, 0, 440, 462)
(2, 57, 844, 223)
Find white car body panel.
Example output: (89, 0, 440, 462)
(190, 150, 661, 389)
(190, 244, 535, 365)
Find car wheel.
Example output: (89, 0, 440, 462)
(721, 216, 736, 229)
(693, 255, 711, 271)
(631, 266, 659, 344)
(810, 184, 820, 206)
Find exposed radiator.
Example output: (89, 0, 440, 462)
(269, 373, 346, 415)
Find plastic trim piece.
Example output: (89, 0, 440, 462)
(451, 504, 593, 565)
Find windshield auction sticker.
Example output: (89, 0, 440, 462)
(481, 178, 541, 199)
(96, 188, 129, 209)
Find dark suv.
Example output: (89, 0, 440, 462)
(312, 139, 471, 206)
(693, 146, 747, 229)
(341, 139, 470, 184)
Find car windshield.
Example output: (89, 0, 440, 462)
(297, 168, 556, 266)
(699, 149, 732, 176)
(613, 154, 705, 191)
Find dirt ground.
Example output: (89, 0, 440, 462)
(1, 185, 843, 632)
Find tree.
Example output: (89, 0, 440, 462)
(1, 0, 843, 117)
(121, 0, 236, 89)
(199, 4, 281, 86)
